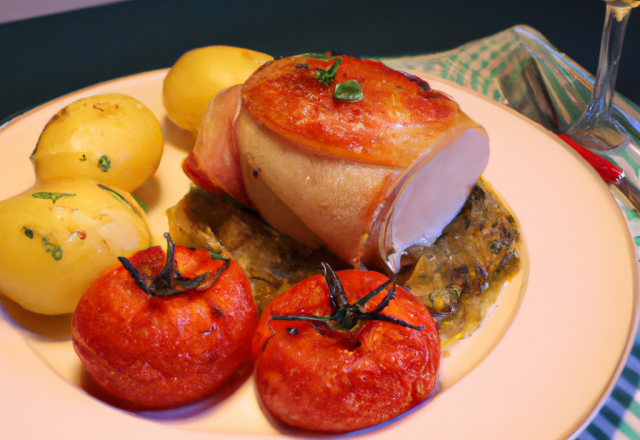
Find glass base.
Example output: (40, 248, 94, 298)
(567, 114, 630, 152)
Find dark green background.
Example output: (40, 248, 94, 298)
(1, 0, 638, 122)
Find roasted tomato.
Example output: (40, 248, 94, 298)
(72, 234, 258, 409)
(252, 264, 440, 432)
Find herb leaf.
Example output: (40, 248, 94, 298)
(334, 80, 363, 102)
(32, 192, 76, 204)
(314, 57, 342, 87)
(23, 227, 34, 239)
(98, 155, 111, 172)
(305, 53, 335, 61)
(97, 184, 143, 221)
(42, 237, 63, 261)
(209, 251, 229, 261)
(130, 193, 148, 213)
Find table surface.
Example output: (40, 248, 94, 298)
(1, 0, 640, 123)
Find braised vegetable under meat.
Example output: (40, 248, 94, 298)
(167, 187, 348, 314)
(167, 178, 521, 344)
(399, 178, 521, 345)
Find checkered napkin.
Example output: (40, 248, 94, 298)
(382, 25, 640, 440)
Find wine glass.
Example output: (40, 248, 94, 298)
(565, 0, 638, 152)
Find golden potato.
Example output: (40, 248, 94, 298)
(0, 179, 152, 315)
(163, 45, 273, 132)
(32, 94, 164, 192)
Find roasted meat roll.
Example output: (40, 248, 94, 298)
(183, 54, 489, 270)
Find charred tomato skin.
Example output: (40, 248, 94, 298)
(71, 245, 258, 409)
(252, 269, 440, 432)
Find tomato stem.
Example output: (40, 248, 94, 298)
(270, 263, 424, 332)
(118, 233, 228, 297)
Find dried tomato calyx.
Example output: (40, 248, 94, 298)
(118, 232, 230, 297)
(270, 263, 424, 332)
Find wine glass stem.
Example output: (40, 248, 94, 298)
(567, 4, 632, 151)
(591, 5, 630, 117)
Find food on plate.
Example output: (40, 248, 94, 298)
(400, 178, 521, 345)
(163, 45, 273, 132)
(0, 179, 151, 315)
(168, 179, 521, 343)
(183, 53, 490, 270)
(71, 234, 258, 409)
(167, 186, 349, 314)
(175, 51, 520, 344)
(251, 264, 440, 432)
(32, 93, 164, 192)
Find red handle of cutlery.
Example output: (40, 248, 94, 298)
(557, 133, 623, 184)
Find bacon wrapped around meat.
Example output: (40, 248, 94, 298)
(183, 54, 489, 270)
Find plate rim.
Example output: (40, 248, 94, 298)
(0, 67, 637, 440)
(411, 69, 640, 438)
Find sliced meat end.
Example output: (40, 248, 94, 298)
(381, 128, 490, 272)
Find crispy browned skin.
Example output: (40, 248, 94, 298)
(242, 54, 463, 167)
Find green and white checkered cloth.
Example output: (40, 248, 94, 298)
(383, 25, 640, 440)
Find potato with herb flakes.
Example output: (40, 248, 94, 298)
(163, 46, 273, 132)
(31, 94, 164, 192)
(0, 179, 151, 315)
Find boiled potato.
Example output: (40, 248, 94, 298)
(32, 94, 164, 192)
(163, 46, 273, 132)
(0, 179, 152, 315)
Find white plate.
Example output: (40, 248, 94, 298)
(0, 69, 636, 440)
